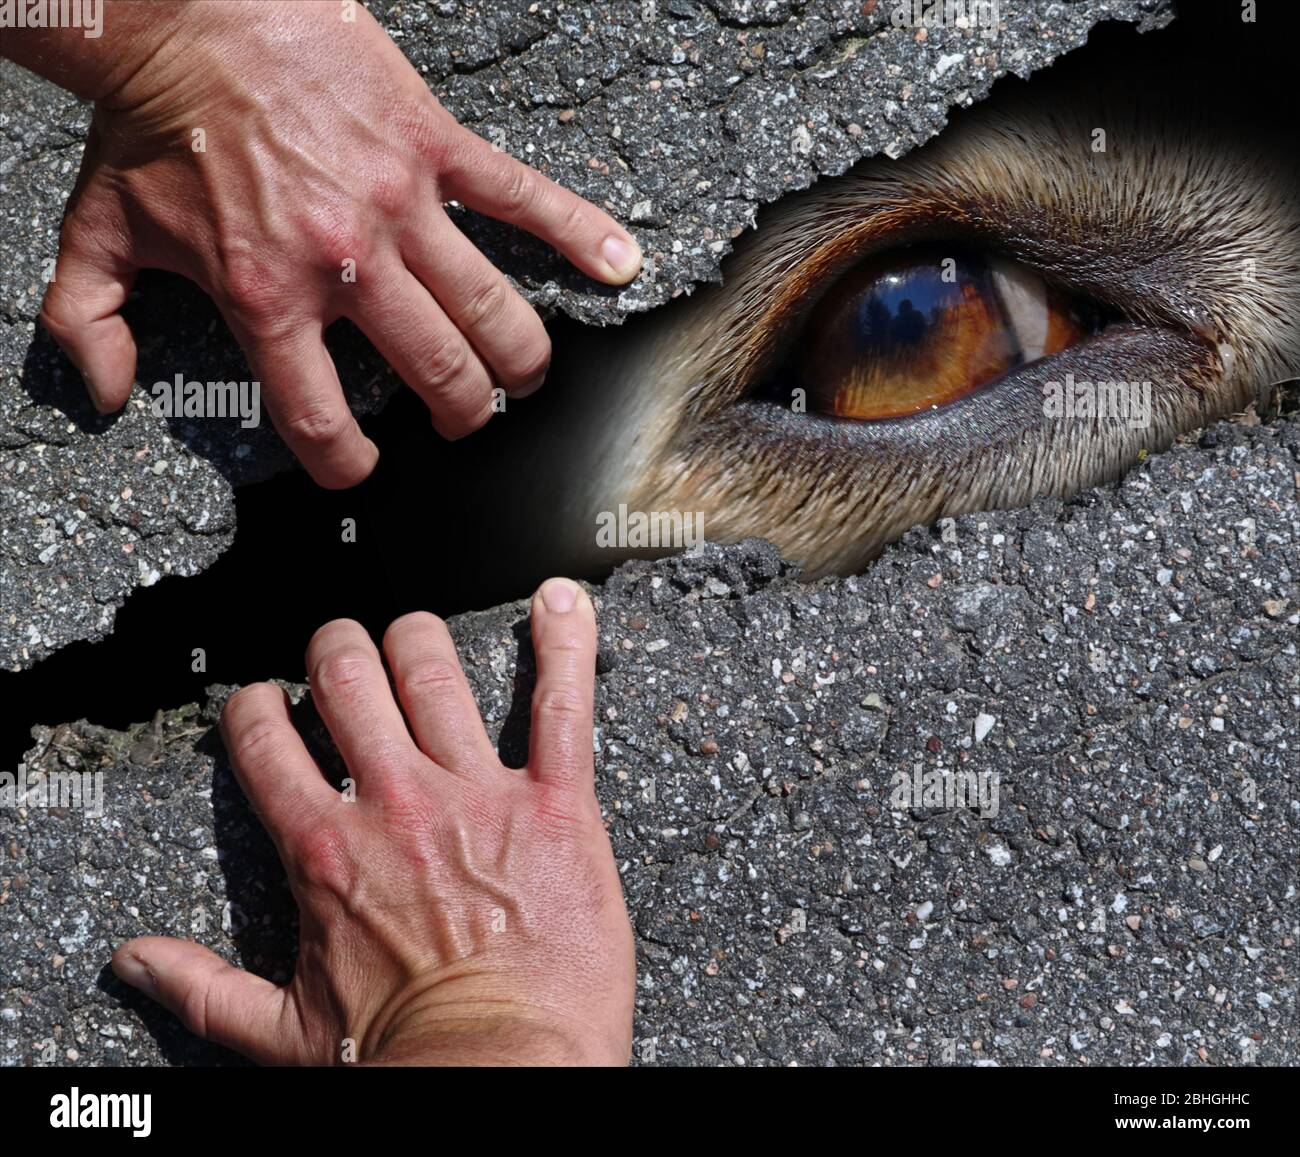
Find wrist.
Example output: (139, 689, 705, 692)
(1, 0, 186, 104)
(98, 1, 240, 112)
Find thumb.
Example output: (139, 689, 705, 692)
(112, 936, 293, 1063)
(39, 198, 139, 413)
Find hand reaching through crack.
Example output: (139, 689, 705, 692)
(110, 578, 635, 1066)
(2, 0, 642, 486)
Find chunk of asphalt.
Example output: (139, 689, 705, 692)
(0, 0, 1174, 669)
(3, 412, 1295, 1066)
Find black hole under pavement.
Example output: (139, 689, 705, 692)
(0, 383, 582, 772)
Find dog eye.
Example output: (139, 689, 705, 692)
(774, 245, 1107, 421)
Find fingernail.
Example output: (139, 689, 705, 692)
(601, 234, 642, 281)
(113, 950, 158, 992)
(539, 577, 578, 614)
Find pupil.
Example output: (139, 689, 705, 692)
(854, 262, 974, 353)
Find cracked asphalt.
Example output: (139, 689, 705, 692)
(3, 411, 1295, 1066)
(0, 0, 1172, 669)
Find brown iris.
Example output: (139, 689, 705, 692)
(796, 248, 1097, 420)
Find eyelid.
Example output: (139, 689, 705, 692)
(684, 172, 1227, 429)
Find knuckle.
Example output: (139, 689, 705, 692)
(542, 631, 588, 654)
(219, 254, 283, 322)
(462, 279, 507, 330)
(558, 195, 589, 239)
(179, 972, 219, 1040)
(500, 164, 540, 218)
(364, 164, 416, 219)
(311, 648, 374, 699)
(374, 775, 442, 841)
(390, 101, 447, 162)
(304, 216, 366, 271)
(423, 334, 471, 393)
(280, 401, 349, 448)
(38, 289, 76, 337)
(536, 685, 586, 718)
(293, 825, 354, 895)
(400, 657, 461, 696)
(226, 716, 287, 765)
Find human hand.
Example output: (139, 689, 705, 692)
(34, 0, 642, 485)
(111, 578, 635, 1066)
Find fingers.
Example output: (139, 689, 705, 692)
(39, 233, 139, 413)
(439, 126, 643, 286)
(528, 578, 598, 792)
(383, 612, 499, 773)
(306, 619, 418, 778)
(404, 212, 550, 397)
(111, 937, 290, 1064)
(236, 323, 379, 489)
(349, 268, 494, 440)
(220, 683, 337, 846)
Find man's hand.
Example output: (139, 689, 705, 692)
(111, 579, 635, 1066)
(11, 1, 642, 486)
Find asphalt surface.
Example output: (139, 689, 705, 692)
(0, 0, 1173, 669)
(3, 410, 1296, 1066)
